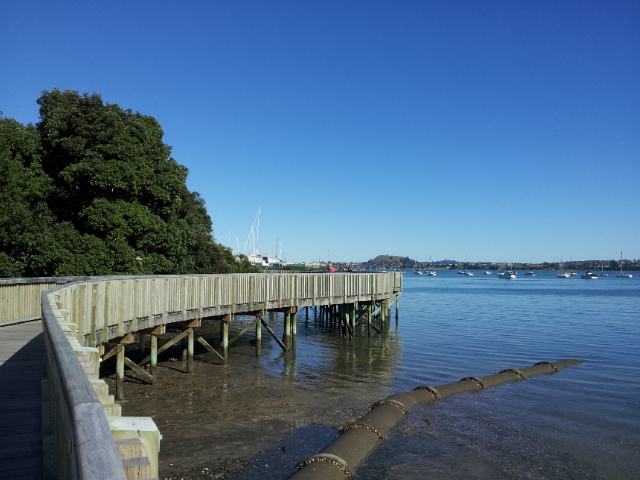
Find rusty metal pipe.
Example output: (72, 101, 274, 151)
(290, 359, 580, 480)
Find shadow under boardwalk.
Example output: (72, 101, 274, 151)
(0, 321, 47, 479)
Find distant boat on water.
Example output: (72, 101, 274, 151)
(581, 271, 598, 279)
(600, 263, 608, 277)
(616, 251, 633, 278)
(557, 262, 570, 278)
(498, 266, 517, 279)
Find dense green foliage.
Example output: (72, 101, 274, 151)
(0, 89, 257, 277)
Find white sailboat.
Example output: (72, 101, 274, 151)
(557, 262, 570, 278)
(426, 255, 437, 275)
(242, 209, 284, 267)
(616, 251, 633, 278)
(460, 254, 473, 275)
(600, 262, 608, 277)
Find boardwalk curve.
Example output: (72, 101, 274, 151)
(2, 272, 402, 479)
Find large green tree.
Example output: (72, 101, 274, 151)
(0, 90, 256, 276)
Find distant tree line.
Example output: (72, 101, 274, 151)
(0, 89, 257, 277)
(362, 257, 638, 271)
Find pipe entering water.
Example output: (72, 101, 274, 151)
(290, 359, 581, 480)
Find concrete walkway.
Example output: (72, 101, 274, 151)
(0, 321, 47, 479)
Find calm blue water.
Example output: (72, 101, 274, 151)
(231, 270, 640, 479)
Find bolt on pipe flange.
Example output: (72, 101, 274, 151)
(534, 361, 558, 372)
(297, 453, 353, 477)
(413, 385, 441, 399)
(341, 423, 387, 440)
(460, 376, 486, 389)
(370, 399, 410, 416)
(500, 368, 526, 379)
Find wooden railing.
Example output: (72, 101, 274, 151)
(48, 273, 403, 347)
(21, 272, 404, 479)
(0, 278, 67, 326)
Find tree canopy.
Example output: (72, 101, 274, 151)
(0, 89, 256, 277)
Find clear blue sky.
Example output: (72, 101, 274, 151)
(2, 1, 638, 263)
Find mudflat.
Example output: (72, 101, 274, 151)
(104, 342, 369, 480)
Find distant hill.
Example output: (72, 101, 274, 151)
(369, 255, 406, 263)
(367, 255, 417, 266)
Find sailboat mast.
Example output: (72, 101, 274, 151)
(256, 208, 260, 256)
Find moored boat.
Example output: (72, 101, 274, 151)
(557, 262, 570, 278)
(580, 271, 598, 279)
(498, 270, 517, 279)
(616, 251, 633, 278)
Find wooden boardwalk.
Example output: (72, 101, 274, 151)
(0, 272, 403, 479)
(0, 321, 47, 479)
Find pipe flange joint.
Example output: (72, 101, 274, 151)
(500, 368, 526, 379)
(297, 453, 353, 477)
(413, 385, 441, 399)
(534, 361, 559, 372)
(341, 423, 387, 440)
(371, 399, 410, 416)
(460, 376, 486, 389)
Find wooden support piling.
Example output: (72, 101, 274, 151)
(116, 345, 125, 401)
(150, 335, 157, 382)
(284, 311, 291, 340)
(220, 314, 230, 358)
(350, 304, 356, 336)
(140, 333, 147, 355)
(187, 328, 194, 374)
(255, 314, 262, 355)
(291, 308, 297, 336)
